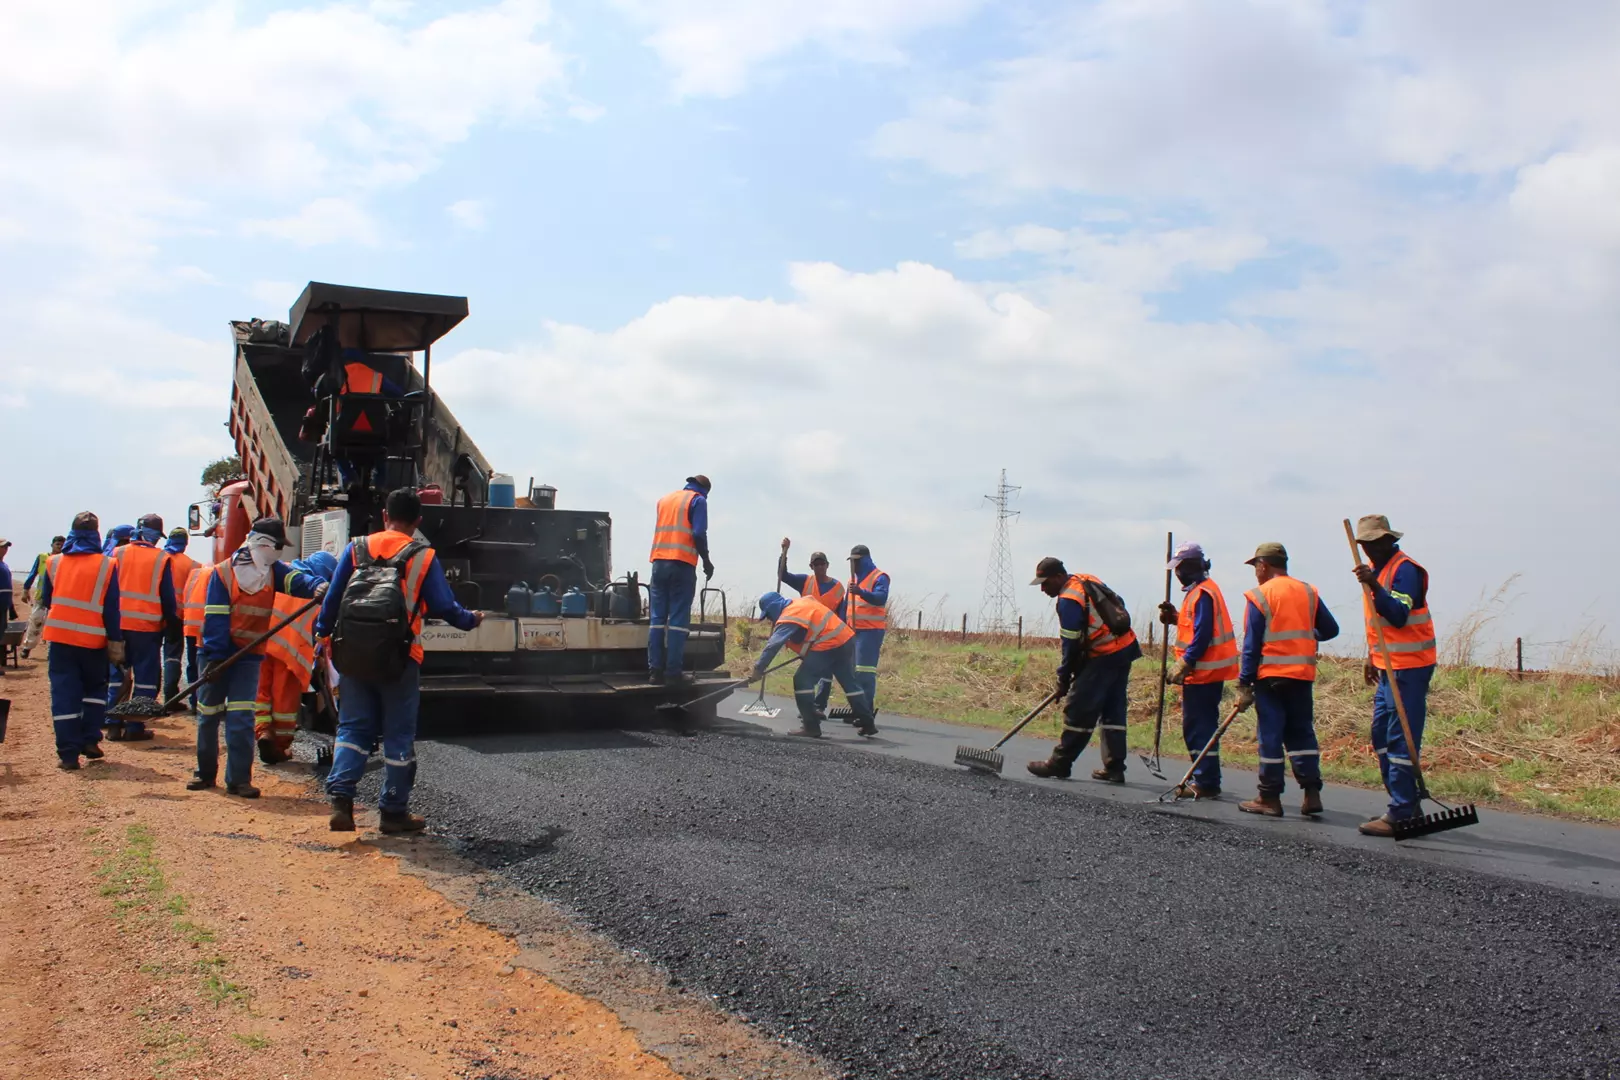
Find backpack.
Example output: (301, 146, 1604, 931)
(1082, 578, 1134, 637)
(330, 536, 428, 683)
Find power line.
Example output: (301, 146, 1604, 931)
(979, 469, 1020, 634)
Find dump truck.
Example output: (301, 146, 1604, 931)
(193, 282, 730, 739)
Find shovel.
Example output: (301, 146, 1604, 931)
(106, 596, 322, 720)
(655, 655, 802, 718)
(1158, 702, 1243, 802)
(1138, 530, 1173, 780)
(955, 689, 1063, 776)
(1343, 519, 1479, 840)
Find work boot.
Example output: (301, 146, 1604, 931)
(646, 667, 661, 685)
(122, 728, 155, 742)
(225, 783, 261, 799)
(1091, 767, 1126, 784)
(81, 743, 105, 760)
(664, 671, 696, 686)
(104, 725, 126, 742)
(57, 757, 81, 771)
(1300, 789, 1324, 817)
(1027, 756, 1074, 779)
(855, 718, 878, 737)
(1358, 815, 1396, 838)
(185, 777, 216, 791)
(257, 737, 288, 766)
(1175, 782, 1219, 800)
(1238, 792, 1284, 818)
(329, 796, 356, 832)
(788, 724, 823, 739)
(379, 810, 427, 835)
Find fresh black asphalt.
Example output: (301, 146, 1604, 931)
(371, 724, 1619, 1080)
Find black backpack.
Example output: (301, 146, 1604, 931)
(1082, 578, 1134, 637)
(330, 536, 428, 683)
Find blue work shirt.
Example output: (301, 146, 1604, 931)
(1367, 547, 1427, 629)
(681, 483, 709, 559)
(201, 556, 318, 662)
(780, 570, 842, 596)
(314, 537, 480, 640)
(1178, 579, 1215, 665)
(38, 530, 123, 643)
(1238, 580, 1340, 685)
(754, 621, 809, 672)
(0, 558, 13, 618)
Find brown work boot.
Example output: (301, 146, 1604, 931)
(1300, 789, 1324, 817)
(1176, 782, 1220, 800)
(788, 725, 823, 738)
(1358, 815, 1396, 838)
(1091, 767, 1126, 784)
(328, 796, 355, 832)
(379, 811, 427, 835)
(257, 737, 289, 766)
(1027, 757, 1073, 779)
(225, 783, 261, 799)
(81, 743, 105, 760)
(1239, 793, 1284, 817)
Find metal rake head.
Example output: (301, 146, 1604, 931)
(1391, 803, 1480, 841)
(955, 745, 1005, 776)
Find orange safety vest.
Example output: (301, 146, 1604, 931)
(209, 562, 277, 653)
(360, 530, 435, 664)
(114, 542, 169, 633)
(1364, 551, 1436, 670)
(649, 490, 700, 566)
(1057, 574, 1139, 657)
(182, 565, 211, 641)
(1245, 576, 1321, 681)
(166, 552, 199, 611)
(1177, 578, 1239, 683)
(342, 361, 384, 395)
(801, 574, 846, 613)
(848, 567, 887, 631)
(777, 596, 855, 654)
(264, 592, 319, 684)
(42, 553, 114, 649)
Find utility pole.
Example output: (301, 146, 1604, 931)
(978, 469, 1020, 634)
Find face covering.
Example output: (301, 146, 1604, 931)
(232, 533, 279, 592)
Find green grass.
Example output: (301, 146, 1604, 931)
(231, 1032, 271, 1050)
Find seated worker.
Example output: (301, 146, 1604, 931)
(752, 591, 878, 739)
(328, 350, 405, 491)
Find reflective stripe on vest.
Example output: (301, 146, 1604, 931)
(264, 591, 318, 683)
(41, 553, 113, 649)
(1177, 578, 1239, 683)
(849, 568, 887, 630)
(1364, 551, 1437, 670)
(362, 530, 435, 664)
(649, 490, 700, 565)
(167, 553, 199, 607)
(1056, 574, 1138, 657)
(777, 596, 855, 654)
(183, 565, 211, 640)
(802, 575, 846, 613)
(1245, 576, 1321, 681)
(216, 563, 276, 652)
(342, 361, 384, 395)
(115, 542, 169, 632)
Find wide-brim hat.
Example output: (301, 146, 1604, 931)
(1354, 514, 1403, 543)
(1244, 542, 1288, 566)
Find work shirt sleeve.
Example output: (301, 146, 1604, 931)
(420, 558, 479, 631)
(1180, 591, 1215, 664)
(102, 574, 123, 643)
(780, 570, 809, 593)
(380, 374, 406, 398)
(688, 495, 709, 559)
(1370, 560, 1426, 628)
(275, 562, 319, 601)
(1239, 600, 1265, 685)
(1314, 600, 1339, 643)
(0, 562, 12, 618)
(23, 557, 40, 594)
(158, 565, 178, 625)
(314, 544, 357, 639)
(38, 567, 53, 609)
(200, 569, 234, 660)
(1056, 596, 1089, 675)
(754, 622, 804, 672)
(852, 572, 890, 607)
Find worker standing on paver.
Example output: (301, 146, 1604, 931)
(40, 512, 122, 769)
(1233, 542, 1339, 818)
(160, 528, 199, 706)
(20, 536, 65, 659)
(1156, 542, 1239, 798)
(778, 539, 846, 712)
(319, 488, 483, 834)
(1349, 516, 1437, 838)
(647, 475, 713, 686)
(104, 514, 177, 741)
(255, 552, 335, 764)
(752, 591, 877, 738)
(1027, 557, 1143, 781)
(845, 545, 889, 713)
(190, 518, 318, 798)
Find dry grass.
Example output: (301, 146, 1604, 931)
(727, 620, 1620, 821)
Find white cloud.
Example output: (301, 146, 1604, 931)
(243, 197, 382, 247)
(447, 198, 489, 231)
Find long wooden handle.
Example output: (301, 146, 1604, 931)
(992, 689, 1064, 750)
(1153, 531, 1173, 754)
(1342, 518, 1427, 794)
(159, 594, 322, 711)
(1172, 703, 1244, 790)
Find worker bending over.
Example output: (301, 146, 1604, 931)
(753, 592, 877, 739)
(40, 513, 123, 769)
(1027, 558, 1143, 781)
(319, 488, 483, 834)
(778, 538, 846, 711)
(844, 545, 889, 714)
(161, 528, 199, 706)
(1351, 516, 1437, 838)
(1156, 542, 1239, 799)
(105, 514, 178, 740)
(647, 475, 713, 685)
(255, 552, 335, 765)
(190, 518, 318, 799)
(1233, 542, 1339, 818)
(20, 535, 65, 659)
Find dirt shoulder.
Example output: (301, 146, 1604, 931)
(0, 656, 824, 1080)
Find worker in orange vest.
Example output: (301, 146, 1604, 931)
(254, 552, 336, 764)
(1349, 516, 1437, 838)
(1156, 542, 1240, 799)
(39, 512, 124, 769)
(1027, 558, 1144, 781)
(843, 545, 889, 714)
(752, 591, 877, 738)
(160, 528, 199, 706)
(180, 561, 212, 712)
(778, 539, 846, 712)
(647, 476, 713, 684)
(1233, 542, 1340, 818)
(104, 513, 178, 740)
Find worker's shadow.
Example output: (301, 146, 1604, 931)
(80, 762, 172, 785)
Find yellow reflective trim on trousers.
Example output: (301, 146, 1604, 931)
(856, 665, 879, 673)
(224, 699, 259, 710)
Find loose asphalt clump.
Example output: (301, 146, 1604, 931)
(371, 727, 1620, 1080)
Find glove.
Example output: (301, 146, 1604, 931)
(701, 557, 715, 581)
(1168, 659, 1192, 686)
(1055, 670, 1073, 698)
(313, 581, 330, 599)
(1363, 661, 1379, 687)
(106, 640, 126, 665)
(749, 665, 766, 682)
(1157, 601, 1178, 626)
(1233, 683, 1255, 713)
(200, 660, 228, 684)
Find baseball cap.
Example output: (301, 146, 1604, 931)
(1244, 542, 1288, 566)
(686, 474, 712, 492)
(809, 551, 829, 565)
(1354, 515, 1403, 543)
(248, 517, 288, 548)
(1168, 541, 1206, 569)
(849, 544, 871, 559)
(1030, 556, 1067, 584)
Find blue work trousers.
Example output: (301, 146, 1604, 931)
(1181, 681, 1227, 790)
(49, 642, 108, 761)
(108, 629, 163, 737)
(813, 628, 886, 712)
(195, 655, 262, 787)
(647, 559, 697, 677)
(1054, 649, 1137, 772)
(1254, 677, 1322, 795)
(1373, 665, 1433, 821)
(325, 663, 421, 813)
(162, 625, 196, 701)
(795, 640, 874, 727)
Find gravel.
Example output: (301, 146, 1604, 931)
(377, 726, 1619, 1080)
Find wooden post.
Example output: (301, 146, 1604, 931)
(917, 610, 922, 630)
(1516, 637, 1523, 679)
(1147, 623, 1154, 649)
(961, 613, 968, 642)
(1017, 616, 1023, 649)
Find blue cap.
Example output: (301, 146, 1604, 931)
(1168, 541, 1206, 569)
(757, 592, 787, 621)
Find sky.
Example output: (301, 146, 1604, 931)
(3, 0, 1618, 667)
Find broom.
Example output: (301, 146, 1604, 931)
(1343, 519, 1479, 840)
(955, 689, 1063, 776)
